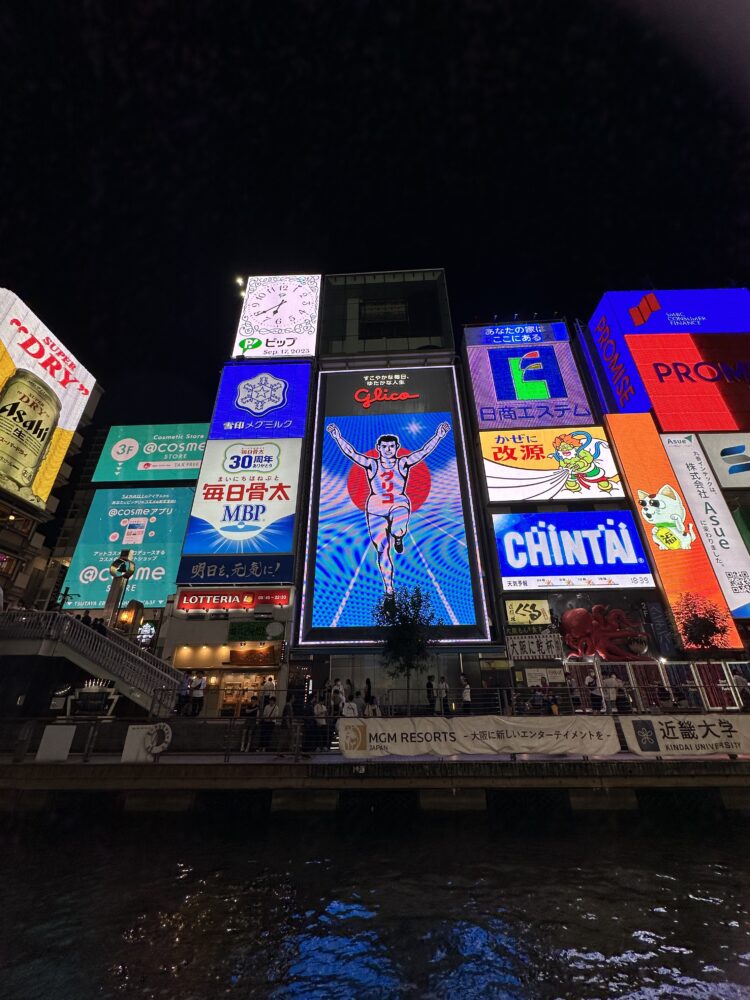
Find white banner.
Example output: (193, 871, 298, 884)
(622, 714, 749, 757)
(337, 714, 620, 759)
(662, 433, 750, 618)
(506, 631, 563, 660)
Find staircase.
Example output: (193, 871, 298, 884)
(0, 611, 181, 716)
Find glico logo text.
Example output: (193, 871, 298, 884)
(489, 346, 566, 402)
(353, 387, 420, 409)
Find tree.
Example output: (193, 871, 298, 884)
(672, 592, 732, 649)
(373, 586, 440, 711)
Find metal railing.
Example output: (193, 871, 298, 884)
(0, 611, 182, 708)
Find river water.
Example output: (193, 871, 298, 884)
(3, 813, 750, 999)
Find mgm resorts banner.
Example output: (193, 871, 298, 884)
(299, 366, 490, 644)
(622, 715, 750, 757)
(337, 715, 621, 759)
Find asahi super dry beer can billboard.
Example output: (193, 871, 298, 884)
(0, 290, 96, 507)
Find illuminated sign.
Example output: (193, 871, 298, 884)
(662, 434, 750, 618)
(0, 289, 96, 507)
(627, 333, 750, 431)
(177, 554, 293, 585)
(176, 587, 291, 611)
(480, 426, 624, 502)
(233, 274, 321, 359)
(586, 288, 750, 419)
(700, 434, 750, 489)
(505, 599, 551, 626)
(465, 326, 593, 430)
(464, 321, 569, 346)
(209, 362, 310, 439)
(93, 424, 208, 482)
(62, 488, 193, 609)
(299, 366, 489, 643)
(606, 413, 742, 648)
(182, 438, 301, 558)
(493, 510, 654, 591)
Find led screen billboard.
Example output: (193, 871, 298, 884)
(233, 274, 321, 359)
(493, 510, 654, 591)
(182, 438, 301, 558)
(62, 487, 193, 609)
(465, 326, 593, 430)
(0, 289, 96, 507)
(480, 426, 624, 502)
(596, 288, 750, 337)
(300, 366, 489, 643)
(93, 424, 208, 482)
(700, 433, 750, 489)
(209, 362, 310, 439)
(606, 412, 742, 648)
(661, 433, 750, 619)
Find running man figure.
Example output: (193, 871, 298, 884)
(327, 421, 451, 595)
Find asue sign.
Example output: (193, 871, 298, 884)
(493, 510, 654, 591)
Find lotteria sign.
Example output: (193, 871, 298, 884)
(587, 288, 750, 430)
(493, 510, 654, 591)
(176, 588, 291, 611)
(606, 412, 742, 649)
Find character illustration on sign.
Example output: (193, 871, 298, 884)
(235, 373, 288, 416)
(637, 485, 696, 550)
(326, 421, 450, 595)
(484, 429, 621, 502)
(561, 605, 650, 661)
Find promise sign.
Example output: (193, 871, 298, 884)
(606, 412, 742, 649)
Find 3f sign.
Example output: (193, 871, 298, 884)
(489, 346, 566, 401)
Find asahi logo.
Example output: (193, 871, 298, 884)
(0, 400, 52, 442)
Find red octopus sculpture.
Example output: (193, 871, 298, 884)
(561, 604, 651, 661)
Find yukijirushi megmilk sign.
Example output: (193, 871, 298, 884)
(93, 424, 208, 482)
(0, 289, 96, 507)
(494, 510, 654, 590)
(182, 438, 301, 556)
(662, 433, 750, 618)
(300, 366, 489, 642)
(209, 362, 310, 439)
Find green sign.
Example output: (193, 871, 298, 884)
(228, 619, 269, 642)
(93, 424, 209, 482)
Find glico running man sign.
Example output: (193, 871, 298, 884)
(299, 367, 490, 644)
(465, 324, 593, 430)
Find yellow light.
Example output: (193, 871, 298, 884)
(235, 276, 244, 286)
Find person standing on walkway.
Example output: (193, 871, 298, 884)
(461, 674, 472, 715)
(602, 671, 620, 713)
(261, 675, 275, 708)
(314, 695, 329, 749)
(261, 695, 279, 750)
(731, 669, 750, 712)
(190, 671, 206, 716)
(437, 675, 449, 716)
(341, 693, 359, 717)
(176, 671, 191, 716)
(331, 678, 345, 716)
(426, 675, 436, 715)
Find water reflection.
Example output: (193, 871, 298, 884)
(2, 819, 750, 999)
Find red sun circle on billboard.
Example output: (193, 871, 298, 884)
(347, 449, 431, 511)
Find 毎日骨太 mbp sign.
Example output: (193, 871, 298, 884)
(299, 367, 490, 644)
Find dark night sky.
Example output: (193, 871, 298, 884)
(0, 1, 747, 428)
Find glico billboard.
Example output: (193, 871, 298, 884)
(587, 288, 750, 432)
(0, 290, 96, 508)
(299, 367, 490, 644)
(606, 412, 742, 648)
(93, 424, 208, 482)
(465, 323, 594, 430)
(62, 488, 193, 609)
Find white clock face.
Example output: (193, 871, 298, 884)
(234, 274, 321, 359)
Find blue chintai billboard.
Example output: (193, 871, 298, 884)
(299, 367, 490, 644)
(494, 510, 655, 591)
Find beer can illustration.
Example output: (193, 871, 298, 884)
(0, 368, 61, 498)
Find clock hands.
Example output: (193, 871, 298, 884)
(253, 298, 287, 317)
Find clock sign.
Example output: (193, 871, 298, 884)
(233, 274, 322, 359)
